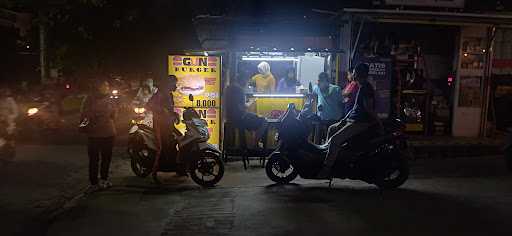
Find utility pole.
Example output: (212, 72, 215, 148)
(38, 9, 48, 84)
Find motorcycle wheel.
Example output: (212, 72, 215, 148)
(377, 156, 409, 190)
(129, 147, 153, 178)
(265, 155, 298, 184)
(189, 151, 224, 187)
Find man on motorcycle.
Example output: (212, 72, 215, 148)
(317, 63, 382, 178)
(134, 78, 157, 106)
(146, 75, 186, 175)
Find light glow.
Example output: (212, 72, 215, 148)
(241, 57, 299, 62)
(252, 94, 304, 98)
(27, 108, 39, 116)
(134, 107, 145, 114)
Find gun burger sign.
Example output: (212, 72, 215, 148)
(168, 55, 221, 107)
(168, 55, 221, 146)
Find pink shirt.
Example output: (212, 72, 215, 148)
(343, 81, 359, 103)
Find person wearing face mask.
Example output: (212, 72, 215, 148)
(81, 80, 118, 192)
(277, 68, 299, 93)
(250, 61, 276, 93)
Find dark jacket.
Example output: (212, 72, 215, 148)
(80, 95, 117, 138)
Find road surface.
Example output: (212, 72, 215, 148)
(45, 156, 512, 236)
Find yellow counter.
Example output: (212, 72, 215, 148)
(247, 94, 306, 119)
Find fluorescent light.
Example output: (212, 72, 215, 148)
(252, 94, 304, 98)
(241, 57, 299, 62)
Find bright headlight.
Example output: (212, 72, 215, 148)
(134, 107, 145, 114)
(27, 108, 39, 116)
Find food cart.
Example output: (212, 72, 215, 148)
(222, 50, 341, 167)
(164, 48, 342, 168)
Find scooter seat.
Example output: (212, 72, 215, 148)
(315, 143, 330, 150)
(303, 142, 329, 154)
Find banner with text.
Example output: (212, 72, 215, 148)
(169, 55, 221, 146)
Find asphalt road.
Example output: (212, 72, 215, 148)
(46, 156, 512, 236)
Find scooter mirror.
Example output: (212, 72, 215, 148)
(188, 94, 194, 102)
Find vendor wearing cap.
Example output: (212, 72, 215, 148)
(251, 61, 276, 93)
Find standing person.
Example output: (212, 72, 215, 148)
(145, 75, 184, 175)
(327, 71, 360, 138)
(81, 80, 117, 191)
(312, 72, 344, 121)
(250, 61, 276, 93)
(342, 70, 359, 111)
(317, 63, 381, 178)
(277, 68, 299, 93)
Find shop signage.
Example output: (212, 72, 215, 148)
(168, 55, 221, 146)
(384, 0, 465, 8)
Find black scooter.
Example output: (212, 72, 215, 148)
(127, 95, 224, 187)
(265, 99, 409, 189)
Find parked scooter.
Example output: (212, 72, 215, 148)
(505, 127, 512, 171)
(265, 97, 409, 189)
(127, 94, 224, 187)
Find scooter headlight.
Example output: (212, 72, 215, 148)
(134, 107, 145, 114)
(27, 108, 39, 116)
(110, 90, 120, 99)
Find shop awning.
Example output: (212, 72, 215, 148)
(344, 8, 512, 27)
(193, 14, 340, 50)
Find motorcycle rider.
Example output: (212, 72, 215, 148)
(317, 63, 382, 178)
(134, 78, 157, 106)
(146, 75, 186, 175)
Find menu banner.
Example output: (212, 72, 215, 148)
(169, 55, 221, 107)
(168, 55, 221, 146)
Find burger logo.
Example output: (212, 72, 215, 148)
(178, 74, 206, 96)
